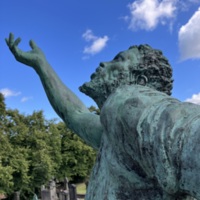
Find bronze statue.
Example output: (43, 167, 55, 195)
(6, 33, 199, 199)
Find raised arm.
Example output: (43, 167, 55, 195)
(5, 33, 102, 149)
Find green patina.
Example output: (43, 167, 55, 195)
(6, 33, 199, 200)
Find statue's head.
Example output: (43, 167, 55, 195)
(79, 45, 173, 109)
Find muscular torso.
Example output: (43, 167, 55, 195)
(85, 85, 200, 200)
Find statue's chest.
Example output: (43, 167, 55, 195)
(100, 93, 145, 146)
(99, 96, 146, 175)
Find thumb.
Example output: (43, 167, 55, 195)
(29, 40, 38, 49)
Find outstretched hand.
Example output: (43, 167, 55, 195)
(5, 33, 46, 68)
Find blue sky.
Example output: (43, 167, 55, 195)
(1, 0, 200, 120)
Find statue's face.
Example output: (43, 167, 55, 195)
(93, 47, 140, 83)
(80, 44, 173, 107)
(80, 47, 140, 108)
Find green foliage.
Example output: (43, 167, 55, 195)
(88, 106, 100, 115)
(0, 93, 6, 130)
(0, 96, 96, 199)
(57, 122, 96, 182)
(0, 129, 14, 194)
(0, 93, 6, 117)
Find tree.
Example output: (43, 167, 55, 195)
(57, 122, 96, 182)
(0, 93, 6, 116)
(0, 129, 14, 195)
(0, 93, 6, 129)
(0, 93, 14, 195)
(4, 110, 59, 198)
(0, 93, 96, 198)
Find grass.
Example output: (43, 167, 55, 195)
(76, 183, 86, 194)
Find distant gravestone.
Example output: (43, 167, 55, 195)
(69, 184, 77, 200)
(49, 180, 58, 200)
(13, 192, 20, 200)
(41, 189, 51, 200)
(32, 194, 38, 200)
(58, 191, 69, 200)
(41, 180, 58, 200)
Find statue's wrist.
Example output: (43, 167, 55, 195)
(32, 58, 47, 71)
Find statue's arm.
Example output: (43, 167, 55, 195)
(5, 33, 102, 149)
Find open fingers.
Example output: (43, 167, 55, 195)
(8, 33, 14, 45)
(5, 33, 23, 58)
(5, 33, 14, 47)
(5, 33, 21, 49)
(14, 37, 21, 46)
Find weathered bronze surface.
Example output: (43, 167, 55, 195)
(6, 33, 198, 199)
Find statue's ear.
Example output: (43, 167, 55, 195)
(136, 75, 148, 86)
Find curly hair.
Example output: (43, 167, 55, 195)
(128, 45, 173, 95)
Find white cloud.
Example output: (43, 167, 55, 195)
(83, 36, 109, 55)
(185, 93, 200, 105)
(82, 29, 97, 42)
(82, 29, 109, 55)
(21, 96, 33, 103)
(0, 88, 21, 98)
(127, 0, 177, 31)
(178, 7, 200, 60)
